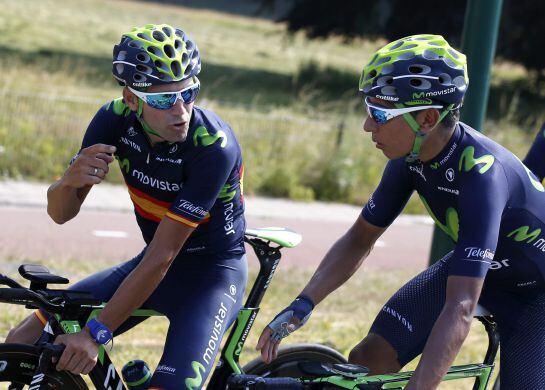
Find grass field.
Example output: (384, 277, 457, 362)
(1, 0, 544, 212)
(0, 254, 498, 389)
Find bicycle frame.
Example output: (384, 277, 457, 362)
(208, 236, 283, 387)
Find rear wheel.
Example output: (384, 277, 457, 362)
(0, 344, 87, 389)
(243, 343, 346, 377)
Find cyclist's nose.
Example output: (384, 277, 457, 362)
(170, 98, 190, 116)
(363, 116, 377, 133)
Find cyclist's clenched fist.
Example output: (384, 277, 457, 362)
(62, 144, 116, 188)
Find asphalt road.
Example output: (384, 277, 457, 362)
(0, 205, 433, 274)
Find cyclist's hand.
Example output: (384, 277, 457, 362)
(54, 331, 98, 375)
(61, 144, 116, 188)
(256, 295, 314, 364)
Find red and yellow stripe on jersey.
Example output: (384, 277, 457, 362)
(127, 184, 209, 228)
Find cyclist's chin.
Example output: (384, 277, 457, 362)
(162, 124, 189, 142)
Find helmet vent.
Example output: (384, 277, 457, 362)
(162, 26, 173, 37)
(152, 30, 165, 42)
(398, 52, 415, 60)
(186, 40, 194, 51)
(175, 29, 184, 38)
(115, 64, 124, 74)
(128, 40, 142, 49)
(136, 64, 152, 74)
(448, 48, 460, 59)
(154, 60, 168, 72)
(453, 76, 467, 89)
(147, 46, 163, 58)
(174, 39, 183, 50)
(377, 76, 393, 86)
(164, 44, 175, 59)
(409, 65, 431, 74)
(381, 64, 394, 74)
(369, 69, 377, 78)
(171, 61, 182, 77)
(133, 73, 145, 82)
(181, 53, 189, 66)
(380, 86, 397, 95)
(137, 33, 152, 42)
(117, 50, 127, 61)
(444, 58, 457, 68)
(438, 73, 452, 85)
(410, 78, 431, 90)
(375, 56, 391, 66)
(389, 41, 404, 50)
(423, 50, 439, 60)
(136, 52, 150, 63)
(367, 53, 378, 66)
(402, 43, 417, 50)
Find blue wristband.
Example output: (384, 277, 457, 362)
(291, 295, 315, 321)
(86, 318, 113, 345)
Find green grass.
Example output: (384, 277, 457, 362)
(0, 0, 543, 212)
(0, 255, 497, 389)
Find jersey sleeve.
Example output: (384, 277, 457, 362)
(362, 158, 414, 227)
(449, 160, 509, 278)
(166, 135, 238, 228)
(523, 122, 545, 182)
(80, 101, 120, 149)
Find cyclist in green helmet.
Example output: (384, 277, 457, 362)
(259, 34, 545, 389)
(6, 24, 247, 389)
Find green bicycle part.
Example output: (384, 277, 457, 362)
(245, 227, 302, 248)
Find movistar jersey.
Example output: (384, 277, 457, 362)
(363, 122, 545, 294)
(80, 99, 245, 255)
(523, 122, 545, 181)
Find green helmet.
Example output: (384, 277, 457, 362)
(112, 23, 201, 90)
(359, 34, 468, 106)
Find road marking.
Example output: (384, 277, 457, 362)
(92, 230, 128, 238)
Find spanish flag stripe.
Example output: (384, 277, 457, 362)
(34, 310, 48, 326)
(127, 189, 171, 221)
(165, 211, 200, 228)
(134, 202, 162, 222)
(128, 186, 172, 208)
(127, 184, 172, 208)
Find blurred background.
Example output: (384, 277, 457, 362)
(1, 1, 543, 387)
(2, 0, 543, 212)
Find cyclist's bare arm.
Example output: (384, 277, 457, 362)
(301, 215, 386, 304)
(47, 144, 116, 224)
(95, 217, 194, 331)
(405, 275, 484, 390)
(257, 215, 386, 362)
(53, 217, 194, 373)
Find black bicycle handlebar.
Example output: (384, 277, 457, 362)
(0, 274, 25, 288)
(227, 374, 304, 389)
(0, 287, 64, 313)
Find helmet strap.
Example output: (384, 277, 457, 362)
(399, 104, 455, 163)
(135, 99, 165, 139)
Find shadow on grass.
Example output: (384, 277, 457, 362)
(0, 45, 360, 109)
(134, 0, 285, 20)
(3, 45, 543, 124)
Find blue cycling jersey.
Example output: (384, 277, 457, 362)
(523, 122, 545, 181)
(80, 99, 245, 255)
(362, 122, 545, 294)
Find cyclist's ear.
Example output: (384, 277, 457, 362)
(415, 108, 441, 133)
(122, 87, 139, 112)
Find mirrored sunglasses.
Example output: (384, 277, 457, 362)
(365, 97, 443, 124)
(129, 79, 200, 110)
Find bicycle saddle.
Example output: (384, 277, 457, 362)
(18, 264, 69, 289)
(245, 227, 302, 248)
(298, 362, 370, 378)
